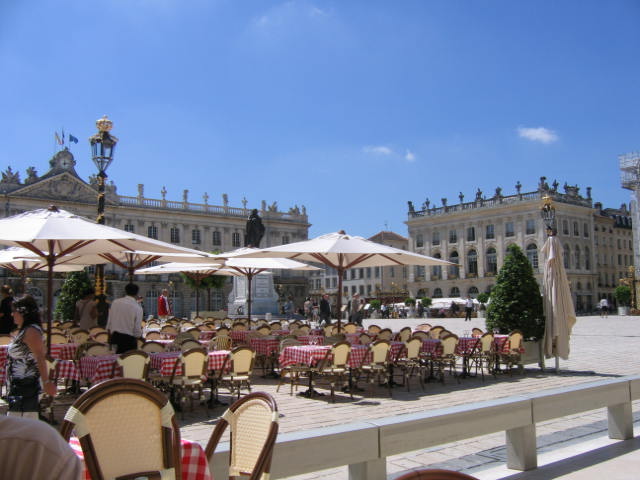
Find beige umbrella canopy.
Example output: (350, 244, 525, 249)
(541, 235, 576, 366)
(0, 206, 209, 350)
(232, 231, 452, 327)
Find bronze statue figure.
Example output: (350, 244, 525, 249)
(245, 209, 265, 248)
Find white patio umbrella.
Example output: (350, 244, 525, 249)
(232, 230, 452, 328)
(0, 206, 209, 350)
(541, 234, 576, 371)
(135, 262, 230, 317)
(209, 247, 320, 321)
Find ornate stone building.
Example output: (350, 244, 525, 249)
(0, 147, 311, 316)
(405, 178, 632, 313)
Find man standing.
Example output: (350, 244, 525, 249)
(157, 288, 171, 322)
(349, 293, 362, 325)
(107, 283, 143, 354)
(464, 296, 474, 321)
(319, 294, 331, 325)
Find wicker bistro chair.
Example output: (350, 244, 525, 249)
(209, 334, 233, 351)
(111, 350, 151, 380)
(145, 331, 162, 341)
(184, 327, 201, 340)
(429, 325, 444, 339)
(61, 378, 181, 480)
(313, 341, 352, 403)
(72, 329, 91, 344)
(415, 323, 432, 332)
(431, 334, 460, 384)
(49, 332, 69, 344)
(269, 321, 282, 332)
(470, 332, 496, 380)
(367, 324, 382, 335)
(215, 347, 256, 400)
(498, 330, 524, 375)
(276, 338, 309, 396)
(395, 468, 480, 480)
(170, 347, 209, 413)
(394, 336, 425, 391)
(343, 322, 358, 334)
(40, 356, 59, 424)
(356, 340, 392, 396)
(160, 324, 179, 336)
(0, 334, 11, 345)
(93, 331, 110, 343)
(412, 330, 430, 341)
(141, 341, 166, 353)
(297, 324, 311, 335)
(471, 328, 484, 338)
(216, 326, 231, 337)
(180, 339, 202, 352)
(376, 328, 393, 341)
(358, 332, 373, 345)
(59, 320, 74, 330)
(83, 343, 111, 356)
(232, 322, 248, 332)
(396, 326, 412, 343)
(256, 325, 271, 336)
(205, 392, 279, 480)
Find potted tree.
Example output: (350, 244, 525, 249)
(614, 285, 631, 316)
(476, 292, 490, 319)
(420, 297, 432, 318)
(486, 244, 545, 367)
(404, 297, 416, 317)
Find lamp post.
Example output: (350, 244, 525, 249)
(540, 195, 557, 237)
(89, 115, 118, 327)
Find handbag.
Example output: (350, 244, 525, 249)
(8, 377, 40, 412)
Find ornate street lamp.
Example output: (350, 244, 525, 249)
(540, 195, 557, 236)
(89, 115, 118, 326)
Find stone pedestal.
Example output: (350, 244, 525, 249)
(228, 274, 279, 316)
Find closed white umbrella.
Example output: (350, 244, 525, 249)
(0, 206, 209, 350)
(541, 235, 576, 368)
(232, 230, 452, 327)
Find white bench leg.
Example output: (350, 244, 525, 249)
(506, 424, 537, 470)
(349, 458, 386, 480)
(608, 402, 634, 440)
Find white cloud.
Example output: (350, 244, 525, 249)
(363, 145, 393, 156)
(517, 126, 559, 144)
(405, 149, 416, 162)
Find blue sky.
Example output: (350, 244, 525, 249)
(1, 1, 638, 239)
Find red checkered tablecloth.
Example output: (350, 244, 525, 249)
(79, 355, 119, 384)
(345, 333, 360, 345)
(1, 346, 80, 384)
(420, 339, 443, 356)
(0, 345, 7, 384)
(150, 351, 230, 377)
(230, 330, 251, 343)
(494, 335, 525, 354)
(70, 436, 212, 480)
(297, 335, 324, 345)
(279, 344, 391, 369)
(198, 331, 216, 341)
(250, 337, 280, 356)
(50, 343, 79, 361)
(456, 337, 480, 356)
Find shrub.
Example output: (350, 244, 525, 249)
(476, 292, 490, 310)
(486, 244, 544, 340)
(420, 297, 432, 308)
(369, 299, 381, 311)
(404, 297, 416, 306)
(54, 270, 93, 322)
(614, 285, 631, 307)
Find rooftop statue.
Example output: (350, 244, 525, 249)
(245, 209, 265, 248)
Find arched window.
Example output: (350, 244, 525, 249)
(431, 252, 442, 280)
(562, 220, 569, 235)
(576, 282, 582, 291)
(526, 244, 538, 271)
(467, 249, 478, 276)
(584, 247, 591, 270)
(564, 244, 570, 269)
(416, 234, 424, 248)
(433, 288, 443, 298)
(468, 286, 479, 296)
(450, 287, 460, 297)
(485, 247, 497, 275)
(417, 289, 427, 298)
(574, 245, 580, 270)
(449, 251, 459, 278)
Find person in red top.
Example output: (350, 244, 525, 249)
(157, 288, 171, 322)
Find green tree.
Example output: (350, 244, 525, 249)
(420, 297, 432, 309)
(180, 274, 228, 310)
(369, 299, 381, 311)
(486, 244, 544, 340)
(404, 297, 416, 306)
(476, 292, 490, 310)
(54, 270, 93, 322)
(614, 285, 631, 307)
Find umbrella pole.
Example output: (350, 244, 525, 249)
(196, 277, 201, 318)
(337, 267, 344, 330)
(246, 273, 253, 323)
(46, 258, 53, 354)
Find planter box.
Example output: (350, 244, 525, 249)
(618, 306, 630, 316)
(477, 310, 486, 319)
(520, 340, 544, 368)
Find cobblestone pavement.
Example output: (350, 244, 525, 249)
(4, 314, 638, 479)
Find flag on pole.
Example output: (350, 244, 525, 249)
(61, 128, 65, 144)
(54, 132, 63, 145)
(68, 134, 79, 144)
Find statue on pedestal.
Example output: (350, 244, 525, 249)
(245, 209, 265, 248)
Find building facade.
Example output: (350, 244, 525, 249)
(405, 178, 632, 313)
(0, 147, 311, 317)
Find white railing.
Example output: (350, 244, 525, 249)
(209, 375, 640, 480)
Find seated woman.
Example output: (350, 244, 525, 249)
(6, 296, 56, 419)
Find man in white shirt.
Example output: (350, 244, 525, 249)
(106, 283, 143, 354)
(464, 296, 474, 321)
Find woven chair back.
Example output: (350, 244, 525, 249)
(0, 334, 12, 345)
(439, 330, 452, 340)
(59, 321, 74, 330)
(84, 343, 111, 356)
(471, 328, 484, 338)
(369, 340, 391, 364)
(329, 341, 351, 368)
(60, 378, 181, 480)
(146, 322, 161, 330)
(160, 325, 179, 335)
(49, 333, 69, 344)
(216, 326, 230, 336)
(508, 330, 523, 351)
(367, 324, 381, 335)
(324, 324, 335, 336)
(480, 333, 494, 353)
(377, 328, 393, 341)
(117, 350, 150, 380)
(257, 326, 271, 336)
(180, 348, 208, 378)
(180, 340, 202, 352)
(72, 329, 91, 344)
(269, 321, 282, 331)
(359, 333, 373, 345)
(210, 335, 232, 351)
(343, 323, 358, 334)
(405, 337, 422, 359)
(205, 392, 279, 480)
(145, 331, 162, 341)
(141, 341, 166, 353)
(185, 327, 200, 340)
(181, 321, 195, 329)
(415, 323, 431, 332)
(397, 327, 412, 343)
(193, 316, 204, 324)
(412, 330, 429, 340)
(232, 322, 247, 331)
(230, 347, 255, 375)
(93, 332, 109, 343)
(89, 327, 107, 337)
(440, 334, 459, 356)
(429, 326, 444, 339)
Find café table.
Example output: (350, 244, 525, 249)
(149, 350, 230, 377)
(79, 354, 119, 384)
(50, 342, 79, 361)
(69, 436, 212, 480)
(1, 344, 80, 384)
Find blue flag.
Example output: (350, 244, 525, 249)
(69, 134, 79, 144)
